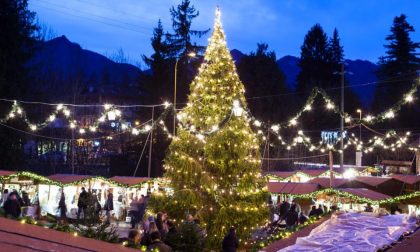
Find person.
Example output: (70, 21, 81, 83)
(193, 218, 206, 247)
(104, 189, 113, 224)
(222, 227, 239, 252)
(129, 197, 139, 228)
(285, 205, 298, 229)
(138, 195, 146, 225)
(299, 212, 309, 224)
(127, 229, 142, 248)
(141, 221, 159, 246)
(365, 203, 373, 212)
(21, 191, 30, 207)
(279, 200, 291, 220)
(156, 212, 168, 238)
(292, 199, 301, 215)
(3, 193, 21, 218)
(309, 206, 318, 216)
(185, 214, 194, 223)
(58, 191, 67, 222)
(316, 204, 325, 215)
(1, 189, 9, 207)
(143, 215, 155, 231)
(164, 220, 179, 250)
(77, 187, 88, 220)
(148, 231, 172, 252)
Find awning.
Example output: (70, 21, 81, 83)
(391, 174, 420, 185)
(0, 170, 17, 177)
(109, 176, 150, 187)
(354, 176, 394, 187)
(47, 174, 94, 184)
(267, 182, 319, 194)
(308, 177, 350, 188)
(339, 188, 391, 201)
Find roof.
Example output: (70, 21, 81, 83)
(266, 171, 296, 179)
(48, 174, 94, 184)
(308, 177, 350, 188)
(381, 160, 412, 167)
(0, 217, 136, 252)
(0, 170, 17, 177)
(267, 182, 319, 194)
(391, 174, 420, 185)
(110, 176, 150, 186)
(354, 176, 393, 187)
(300, 169, 329, 177)
(339, 188, 391, 201)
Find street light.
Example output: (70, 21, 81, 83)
(173, 51, 197, 136)
(356, 109, 362, 140)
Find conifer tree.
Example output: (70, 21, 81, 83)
(296, 24, 331, 93)
(374, 14, 419, 109)
(329, 28, 344, 86)
(150, 8, 268, 248)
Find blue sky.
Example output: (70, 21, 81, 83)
(29, 0, 419, 67)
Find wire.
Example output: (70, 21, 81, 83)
(133, 131, 151, 177)
(261, 153, 328, 161)
(0, 98, 169, 108)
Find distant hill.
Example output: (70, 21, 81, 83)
(28, 36, 143, 101)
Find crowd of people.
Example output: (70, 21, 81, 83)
(269, 199, 327, 230)
(1, 189, 34, 219)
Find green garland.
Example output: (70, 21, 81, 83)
(250, 214, 326, 251)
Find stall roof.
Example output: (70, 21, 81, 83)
(0, 170, 16, 177)
(339, 188, 391, 201)
(354, 176, 394, 187)
(48, 174, 94, 184)
(0, 217, 137, 252)
(266, 171, 296, 179)
(300, 169, 329, 177)
(391, 174, 420, 185)
(267, 182, 319, 194)
(308, 177, 350, 188)
(110, 176, 150, 186)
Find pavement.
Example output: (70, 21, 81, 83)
(388, 227, 420, 252)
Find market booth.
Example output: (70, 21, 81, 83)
(0, 170, 57, 218)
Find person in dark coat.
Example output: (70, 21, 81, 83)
(285, 205, 298, 229)
(77, 187, 88, 220)
(104, 189, 113, 223)
(21, 191, 30, 207)
(316, 204, 325, 215)
(279, 200, 291, 220)
(309, 205, 318, 217)
(58, 191, 67, 222)
(164, 220, 179, 250)
(222, 227, 239, 252)
(148, 231, 172, 252)
(3, 194, 21, 218)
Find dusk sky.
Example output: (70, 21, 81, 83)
(29, 0, 419, 67)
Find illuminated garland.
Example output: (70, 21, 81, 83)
(1, 100, 172, 134)
(250, 214, 325, 251)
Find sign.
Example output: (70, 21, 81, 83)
(321, 131, 347, 145)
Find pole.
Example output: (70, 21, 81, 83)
(147, 107, 154, 178)
(173, 59, 179, 136)
(329, 150, 334, 188)
(267, 123, 270, 171)
(340, 63, 344, 170)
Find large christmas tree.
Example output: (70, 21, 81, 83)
(151, 8, 268, 247)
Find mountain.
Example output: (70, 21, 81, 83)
(276, 55, 378, 107)
(28, 36, 143, 101)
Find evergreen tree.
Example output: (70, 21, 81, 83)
(237, 43, 289, 123)
(150, 9, 268, 248)
(0, 0, 39, 97)
(374, 14, 420, 109)
(296, 24, 331, 93)
(0, 0, 39, 169)
(142, 19, 171, 103)
(166, 0, 209, 57)
(329, 28, 344, 86)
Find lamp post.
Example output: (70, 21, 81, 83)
(173, 52, 197, 136)
(356, 109, 362, 167)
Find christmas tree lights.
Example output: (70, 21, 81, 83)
(149, 7, 269, 248)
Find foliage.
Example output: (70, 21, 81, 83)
(237, 43, 290, 123)
(149, 9, 269, 249)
